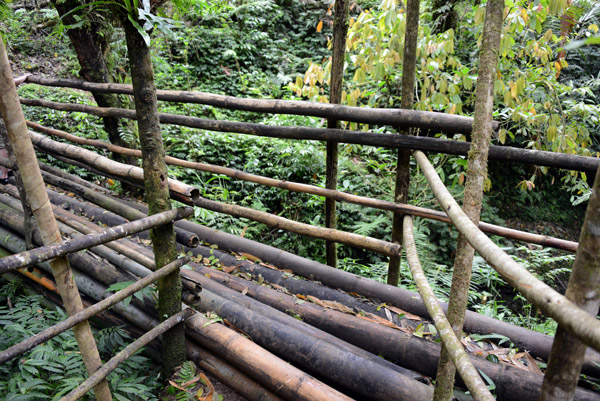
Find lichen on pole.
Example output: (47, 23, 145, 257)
(120, 10, 188, 376)
(0, 37, 113, 400)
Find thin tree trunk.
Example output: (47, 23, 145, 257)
(0, 37, 113, 401)
(433, 1, 504, 399)
(539, 162, 600, 400)
(325, 0, 349, 268)
(388, 0, 420, 285)
(121, 15, 186, 377)
(51, 0, 138, 173)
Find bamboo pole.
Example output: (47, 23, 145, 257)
(193, 196, 401, 257)
(414, 150, 600, 352)
(403, 215, 494, 401)
(60, 309, 194, 401)
(174, 219, 600, 376)
(184, 309, 355, 401)
(0, 207, 191, 273)
(0, 37, 113, 401)
(27, 121, 578, 252)
(27, 130, 198, 201)
(24, 75, 495, 135)
(184, 289, 433, 401)
(388, 0, 420, 286)
(20, 98, 598, 173)
(0, 257, 189, 364)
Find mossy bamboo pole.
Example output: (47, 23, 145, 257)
(434, 1, 504, 399)
(414, 150, 600, 352)
(388, 0, 420, 286)
(28, 121, 578, 252)
(539, 166, 600, 399)
(20, 98, 598, 173)
(24, 75, 496, 134)
(0, 257, 189, 364)
(0, 37, 113, 401)
(403, 215, 494, 401)
(60, 309, 194, 401)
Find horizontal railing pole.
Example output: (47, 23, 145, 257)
(24, 75, 488, 135)
(27, 121, 579, 252)
(403, 216, 494, 401)
(414, 150, 600, 352)
(192, 196, 401, 257)
(59, 308, 194, 401)
(20, 98, 599, 173)
(0, 207, 193, 274)
(0, 256, 189, 364)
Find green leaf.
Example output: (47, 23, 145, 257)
(128, 14, 151, 47)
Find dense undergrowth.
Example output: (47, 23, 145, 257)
(0, 0, 598, 396)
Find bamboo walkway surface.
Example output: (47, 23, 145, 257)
(1, 164, 599, 401)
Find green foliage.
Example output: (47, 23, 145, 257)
(0, 283, 161, 400)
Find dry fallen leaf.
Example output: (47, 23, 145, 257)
(386, 305, 422, 321)
(239, 252, 261, 262)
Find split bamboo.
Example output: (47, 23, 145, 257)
(20, 98, 598, 173)
(414, 149, 600, 352)
(0, 37, 112, 401)
(403, 215, 494, 401)
(27, 120, 578, 252)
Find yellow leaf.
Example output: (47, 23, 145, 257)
(316, 20, 323, 33)
(590, 24, 599, 34)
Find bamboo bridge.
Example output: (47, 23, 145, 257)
(1, 73, 600, 401)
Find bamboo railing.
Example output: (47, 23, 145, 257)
(8, 76, 600, 400)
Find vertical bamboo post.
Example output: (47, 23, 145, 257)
(0, 37, 113, 401)
(387, 0, 420, 286)
(121, 15, 186, 377)
(433, 1, 504, 399)
(325, 0, 349, 268)
(539, 173, 600, 400)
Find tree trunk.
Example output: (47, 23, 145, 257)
(325, 0, 349, 268)
(433, 1, 504, 399)
(539, 158, 600, 400)
(121, 15, 186, 377)
(51, 0, 138, 172)
(0, 37, 113, 401)
(388, 0, 420, 285)
(431, 0, 458, 35)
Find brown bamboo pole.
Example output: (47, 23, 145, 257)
(185, 343, 286, 401)
(24, 75, 496, 135)
(434, 1, 504, 398)
(175, 216, 600, 377)
(194, 196, 401, 257)
(539, 164, 600, 399)
(20, 97, 598, 173)
(403, 215, 494, 401)
(0, 37, 113, 401)
(60, 309, 194, 401)
(414, 150, 600, 352)
(27, 130, 198, 201)
(0, 207, 192, 273)
(324, 0, 349, 268)
(27, 121, 578, 252)
(184, 310, 355, 401)
(388, 0, 420, 286)
(0, 257, 189, 364)
(184, 290, 433, 401)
